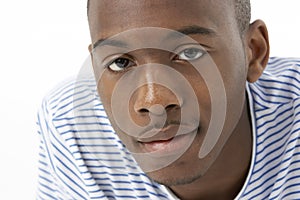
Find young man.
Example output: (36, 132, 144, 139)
(37, 0, 300, 199)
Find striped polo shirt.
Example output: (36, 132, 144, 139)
(37, 57, 300, 199)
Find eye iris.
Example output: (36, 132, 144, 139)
(184, 48, 199, 58)
(115, 58, 129, 68)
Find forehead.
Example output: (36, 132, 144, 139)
(88, 0, 236, 42)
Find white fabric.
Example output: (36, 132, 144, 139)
(37, 57, 300, 199)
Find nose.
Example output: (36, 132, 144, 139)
(133, 83, 182, 116)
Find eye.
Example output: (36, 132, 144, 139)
(176, 48, 205, 61)
(107, 57, 135, 72)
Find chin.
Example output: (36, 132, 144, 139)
(145, 158, 205, 187)
(142, 129, 212, 186)
(147, 168, 203, 187)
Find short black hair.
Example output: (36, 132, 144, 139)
(87, 0, 251, 33)
(235, 0, 251, 33)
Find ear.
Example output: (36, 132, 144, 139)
(245, 20, 270, 83)
(88, 44, 101, 81)
(88, 44, 93, 53)
(88, 44, 94, 67)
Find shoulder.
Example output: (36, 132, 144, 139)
(264, 57, 300, 89)
(40, 76, 99, 119)
(242, 57, 300, 199)
(248, 57, 300, 109)
(260, 57, 300, 91)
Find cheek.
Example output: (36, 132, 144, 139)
(97, 76, 119, 125)
(211, 41, 248, 105)
(181, 62, 214, 126)
(191, 77, 211, 126)
(97, 81, 137, 149)
(97, 72, 119, 108)
(221, 57, 247, 107)
(97, 73, 141, 148)
(212, 53, 248, 137)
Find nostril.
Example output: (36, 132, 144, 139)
(165, 104, 180, 111)
(139, 108, 149, 113)
(137, 104, 180, 115)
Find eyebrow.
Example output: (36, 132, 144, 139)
(92, 25, 217, 49)
(92, 39, 128, 49)
(169, 25, 217, 38)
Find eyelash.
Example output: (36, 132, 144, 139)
(173, 47, 206, 61)
(105, 55, 135, 73)
(106, 47, 206, 73)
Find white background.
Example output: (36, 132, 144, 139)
(0, 1, 299, 199)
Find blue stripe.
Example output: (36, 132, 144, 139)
(55, 122, 111, 129)
(267, 58, 300, 68)
(246, 148, 300, 196)
(39, 152, 46, 158)
(38, 175, 53, 185)
(70, 144, 118, 148)
(148, 191, 168, 199)
(252, 85, 294, 101)
(258, 78, 300, 91)
(60, 129, 114, 135)
(51, 87, 93, 111)
(56, 166, 88, 199)
(54, 153, 86, 186)
(49, 80, 95, 106)
(256, 132, 288, 156)
(37, 188, 56, 199)
(270, 170, 300, 199)
(252, 97, 270, 109)
(75, 151, 120, 155)
(254, 137, 300, 174)
(80, 165, 124, 170)
(255, 82, 300, 97)
(256, 103, 286, 121)
(251, 88, 290, 105)
(80, 108, 106, 112)
(257, 114, 293, 138)
(65, 136, 116, 141)
(38, 167, 51, 175)
(256, 120, 300, 154)
(267, 57, 299, 64)
(281, 185, 300, 199)
(256, 107, 293, 130)
(38, 109, 55, 171)
(38, 181, 56, 193)
(281, 74, 300, 85)
(244, 135, 300, 197)
(55, 96, 97, 118)
(52, 114, 109, 121)
(38, 160, 48, 167)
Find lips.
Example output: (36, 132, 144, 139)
(137, 124, 197, 142)
(137, 124, 198, 154)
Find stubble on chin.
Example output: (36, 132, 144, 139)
(146, 166, 204, 187)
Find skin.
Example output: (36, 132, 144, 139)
(88, 0, 270, 199)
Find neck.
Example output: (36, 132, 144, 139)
(170, 100, 253, 200)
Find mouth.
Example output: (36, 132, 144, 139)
(137, 125, 198, 154)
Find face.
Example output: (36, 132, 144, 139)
(89, 0, 249, 186)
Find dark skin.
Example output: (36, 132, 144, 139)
(88, 0, 270, 199)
